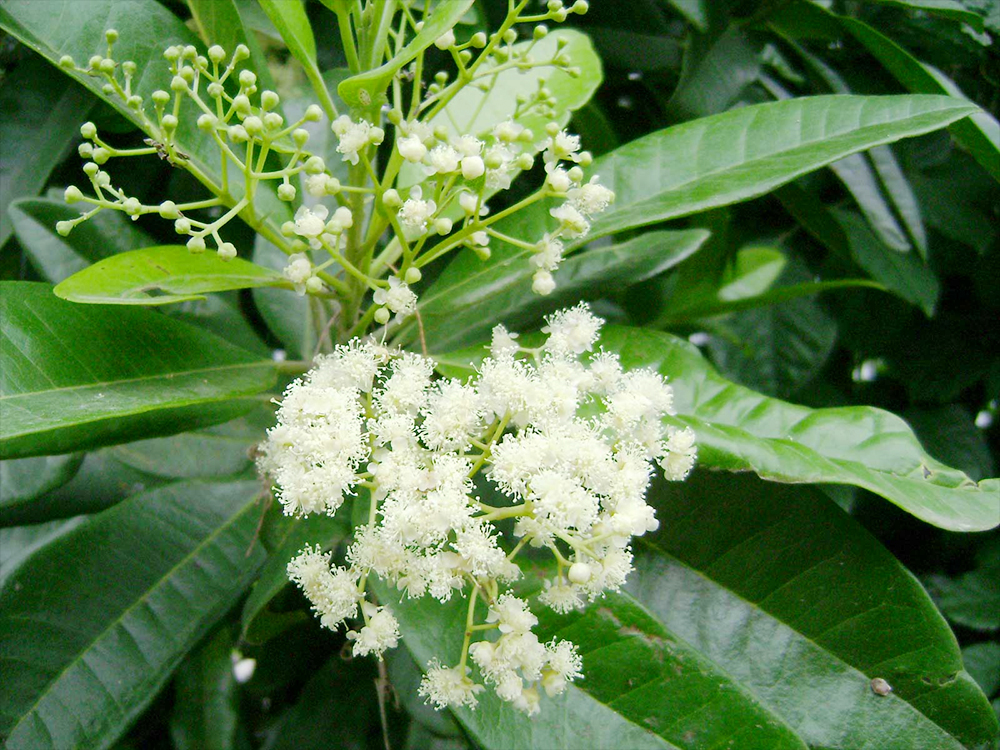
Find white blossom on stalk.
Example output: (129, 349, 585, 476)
(373, 277, 418, 322)
(293, 205, 328, 248)
(332, 115, 371, 164)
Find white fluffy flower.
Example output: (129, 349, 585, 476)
(550, 203, 590, 237)
(286, 547, 360, 630)
(543, 129, 581, 172)
(398, 197, 437, 236)
(373, 277, 418, 320)
(293, 205, 328, 248)
(543, 303, 603, 355)
(426, 144, 460, 175)
(349, 603, 400, 657)
(568, 176, 614, 215)
(283, 253, 312, 290)
(332, 115, 371, 164)
(397, 133, 427, 162)
(419, 662, 483, 709)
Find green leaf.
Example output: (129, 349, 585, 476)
(0, 479, 267, 750)
(241, 508, 347, 643)
(437, 325, 1000, 531)
(662, 0, 709, 31)
(53, 245, 289, 305)
(0, 454, 84, 518)
(337, 0, 475, 112)
(0, 0, 292, 238)
(0, 57, 94, 248)
(666, 27, 761, 121)
(169, 627, 241, 750)
(830, 152, 913, 252)
(962, 643, 1000, 697)
(0, 517, 86, 589)
(865, 0, 987, 31)
(832, 13, 1000, 181)
(836, 209, 940, 315)
(0, 282, 277, 459)
(419, 229, 710, 352)
(928, 540, 1000, 631)
(382, 472, 998, 749)
(10, 197, 155, 283)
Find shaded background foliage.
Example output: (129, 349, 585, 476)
(0, 0, 998, 748)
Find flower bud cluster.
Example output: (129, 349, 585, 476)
(260, 305, 696, 715)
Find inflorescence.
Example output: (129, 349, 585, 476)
(258, 305, 696, 715)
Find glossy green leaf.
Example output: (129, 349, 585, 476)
(437, 325, 1000, 531)
(241, 509, 347, 642)
(10, 197, 155, 283)
(166, 293, 272, 356)
(419, 229, 710, 352)
(53, 245, 289, 305)
(866, 0, 987, 31)
(381, 472, 997, 749)
(337, 0, 475, 112)
(836, 209, 940, 315)
(0, 57, 93, 248)
(830, 13, 1000, 181)
(0, 454, 84, 519)
(423, 95, 976, 322)
(0, 517, 85, 590)
(0, 0, 292, 238)
(0, 282, 277, 459)
(666, 27, 761, 121)
(830, 152, 913, 252)
(169, 627, 241, 750)
(0, 480, 267, 750)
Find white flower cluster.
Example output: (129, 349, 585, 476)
(259, 305, 695, 715)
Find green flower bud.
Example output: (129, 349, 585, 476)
(182, 45, 197, 59)
(305, 156, 326, 174)
(187, 236, 206, 253)
(123, 197, 142, 216)
(99, 58, 115, 74)
(325, 176, 342, 194)
(158, 200, 179, 219)
(83, 162, 100, 177)
(277, 183, 296, 201)
(207, 82, 224, 99)
(64, 186, 83, 204)
(387, 108, 403, 125)
(519, 128, 534, 143)
(576, 151, 593, 167)
(484, 152, 504, 170)
(217, 242, 237, 260)
(174, 218, 192, 234)
(105, 29, 119, 45)
(261, 90, 280, 110)
(459, 50, 472, 65)
(161, 114, 179, 132)
(197, 113, 216, 131)
(194, 55, 208, 70)
(59, 55, 75, 69)
(208, 45, 226, 63)
(545, 122, 560, 136)
(78, 143, 94, 158)
(88, 55, 103, 69)
(123, 61, 137, 76)
(80, 121, 97, 139)
(170, 75, 187, 92)
(470, 32, 487, 48)
(292, 128, 310, 147)
(243, 115, 263, 135)
(433, 217, 453, 235)
(151, 90, 170, 106)
(263, 112, 283, 130)
(553, 9, 568, 21)
(534, 25, 549, 39)
(503, 29, 518, 44)
(163, 46, 181, 62)
(433, 125, 449, 141)
(382, 188, 401, 208)
(102, 82, 115, 95)
(374, 307, 391, 325)
(233, 44, 250, 61)
(516, 153, 534, 170)
(547, 0, 564, 10)
(233, 94, 251, 113)
(572, 0, 589, 13)
(238, 69, 257, 88)
(281, 221, 296, 237)
(228, 125, 249, 142)
(179, 65, 195, 82)
(304, 104, 323, 122)
(56, 221, 73, 236)
(404, 267, 422, 284)
(305, 276, 324, 294)
(92, 147, 110, 165)
(567, 165, 584, 182)
(95, 171, 112, 188)
(127, 95, 142, 109)
(369, 126, 385, 145)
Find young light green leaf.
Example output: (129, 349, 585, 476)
(338, 0, 475, 111)
(381, 472, 997, 749)
(0, 58, 93, 248)
(53, 245, 289, 305)
(419, 229, 710, 351)
(10, 197, 155, 283)
(0, 282, 277, 459)
(0, 480, 267, 750)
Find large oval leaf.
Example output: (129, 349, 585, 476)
(382, 472, 997, 749)
(436, 325, 1000, 531)
(0, 480, 267, 750)
(53, 245, 289, 305)
(420, 94, 977, 331)
(0, 282, 277, 459)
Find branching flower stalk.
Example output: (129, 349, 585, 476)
(56, 0, 698, 719)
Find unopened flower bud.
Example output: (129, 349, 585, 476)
(233, 44, 250, 61)
(208, 45, 226, 63)
(325, 176, 342, 194)
(197, 113, 216, 131)
(264, 112, 283, 130)
(92, 147, 110, 165)
(462, 155, 485, 180)
(281, 221, 296, 237)
(228, 124, 249, 142)
(56, 221, 73, 236)
(305, 276, 325, 294)
(83, 162, 100, 177)
(568, 562, 591, 584)
(95, 171, 112, 188)
(387, 108, 403, 125)
(404, 267, 422, 284)
(243, 115, 263, 135)
(369, 126, 385, 145)
(123, 196, 142, 216)
(577, 151, 593, 167)
(59, 55, 75, 69)
(179, 65, 195, 82)
(161, 114, 178, 132)
(80, 122, 97, 139)
(217, 242, 237, 260)
(170, 75, 187, 92)
(290, 128, 309, 147)
(433, 217, 453, 235)
(572, 0, 589, 13)
(277, 183, 296, 201)
(126, 95, 142, 109)
(305, 155, 326, 174)
(182, 45, 197, 59)
(333, 206, 353, 229)
(434, 29, 456, 50)
(122, 61, 137, 76)
(207, 82, 224, 98)
(158, 200, 179, 219)
(516, 153, 534, 171)
(503, 29, 518, 44)
(174, 218, 192, 234)
(238, 69, 256, 88)
(64, 186, 83, 204)
(459, 192, 478, 214)
(187, 236, 206, 253)
(471, 31, 488, 48)
(102, 83, 115, 95)
(374, 307, 391, 325)
(152, 90, 170, 106)
(533, 269, 555, 295)
(534, 25, 549, 39)
(567, 166, 584, 182)
(88, 55, 104, 69)
(233, 94, 251, 113)
(304, 104, 323, 122)
(382, 188, 401, 208)
(78, 143, 94, 158)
